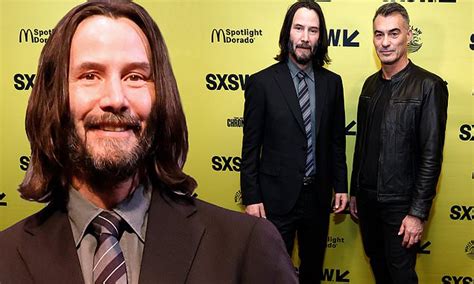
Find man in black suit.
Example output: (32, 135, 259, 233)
(241, 1, 348, 283)
(0, 1, 297, 283)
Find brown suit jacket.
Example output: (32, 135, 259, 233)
(0, 190, 297, 283)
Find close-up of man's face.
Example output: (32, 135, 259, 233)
(67, 15, 156, 178)
(373, 13, 412, 66)
(288, 7, 320, 66)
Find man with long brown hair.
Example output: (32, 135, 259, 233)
(0, 1, 297, 283)
(241, 0, 348, 283)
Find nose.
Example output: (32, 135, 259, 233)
(301, 29, 309, 42)
(99, 77, 129, 113)
(382, 34, 390, 47)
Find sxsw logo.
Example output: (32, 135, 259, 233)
(210, 28, 263, 44)
(13, 73, 36, 91)
(328, 29, 359, 47)
(450, 205, 473, 221)
(441, 275, 473, 284)
(459, 124, 474, 141)
(206, 73, 249, 91)
(383, 0, 456, 3)
(211, 156, 241, 172)
(321, 268, 350, 282)
(20, 155, 31, 171)
(19, 28, 53, 43)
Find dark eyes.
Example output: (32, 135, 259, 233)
(82, 73, 98, 80)
(126, 74, 144, 81)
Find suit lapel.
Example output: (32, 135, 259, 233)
(314, 67, 327, 138)
(17, 204, 84, 284)
(139, 191, 205, 284)
(273, 63, 306, 134)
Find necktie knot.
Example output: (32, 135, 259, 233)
(91, 211, 125, 239)
(297, 71, 306, 81)
(90, 211, 128, 283)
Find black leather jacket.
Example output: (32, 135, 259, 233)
(350, 61, 448, 220)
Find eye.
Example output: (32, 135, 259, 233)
(124, 73, 148, 87)
(127, 74, 144, 81)
(81, 72, 98, 80)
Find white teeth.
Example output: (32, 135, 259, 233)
(101, 126, 127, 132)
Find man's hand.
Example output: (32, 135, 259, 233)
(399, 215, 424, 248)
(245, 203, 266, 218)
(333, 193, 348, 213)
(349, 196, 358, 219)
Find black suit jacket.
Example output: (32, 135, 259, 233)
(0, 190, 297, 283)
(241, 62, 347, 215)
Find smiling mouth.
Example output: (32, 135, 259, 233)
(99, 125, 130, 132)
(84, 113, 142, 134)
(88, 123, 140, 132)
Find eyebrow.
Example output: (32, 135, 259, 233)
(293, 23, 319, 28)
(374, 28, 401, 34)
(71, 61, 152, 73)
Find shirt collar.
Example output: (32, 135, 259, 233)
(67, 184, 151, 247)
(378, 59, 413, 83)
(287, 58, 314, 82)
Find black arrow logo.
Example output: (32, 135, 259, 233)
(417, 241, 431, 254)
(0, 192, 7, 206)
(343, 30, 359, 47)
(345, 120, 356, 136)
(335, 270, 350, 282)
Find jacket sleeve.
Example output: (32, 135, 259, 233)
(331, 75, 348, 194)
(240, 218, 298, 283)
(240, 75, 265, 205)
(349, 81, 368, 197)
(409, 79, 449, 220)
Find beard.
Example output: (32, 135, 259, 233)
(67, 112, 155, 189)
(288, 39, 318, 66)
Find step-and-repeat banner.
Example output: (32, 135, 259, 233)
(1, 0, 472, 282)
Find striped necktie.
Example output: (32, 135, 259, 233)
(297, 71, 314, 176)
(91, 211, 128, 284)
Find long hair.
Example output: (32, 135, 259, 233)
(274, 0, 331, 67)
(20, 0, 197, 202)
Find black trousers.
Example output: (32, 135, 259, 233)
(357, 190, 418, 284)
(267, 184, 329, 284)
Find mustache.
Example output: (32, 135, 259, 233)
(84, 113, 141, 132)
(296, 43, 312, 49)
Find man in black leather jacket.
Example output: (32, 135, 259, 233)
(349, 3, 448, 284)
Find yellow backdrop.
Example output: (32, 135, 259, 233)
(1, 0, 472, 282)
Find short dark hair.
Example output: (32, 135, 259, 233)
(373, 2, 410, 27)
(20, 0, 196, 202)
(274, 0, 330, 67)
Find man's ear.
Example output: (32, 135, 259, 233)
(407, 26, 413, 43)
